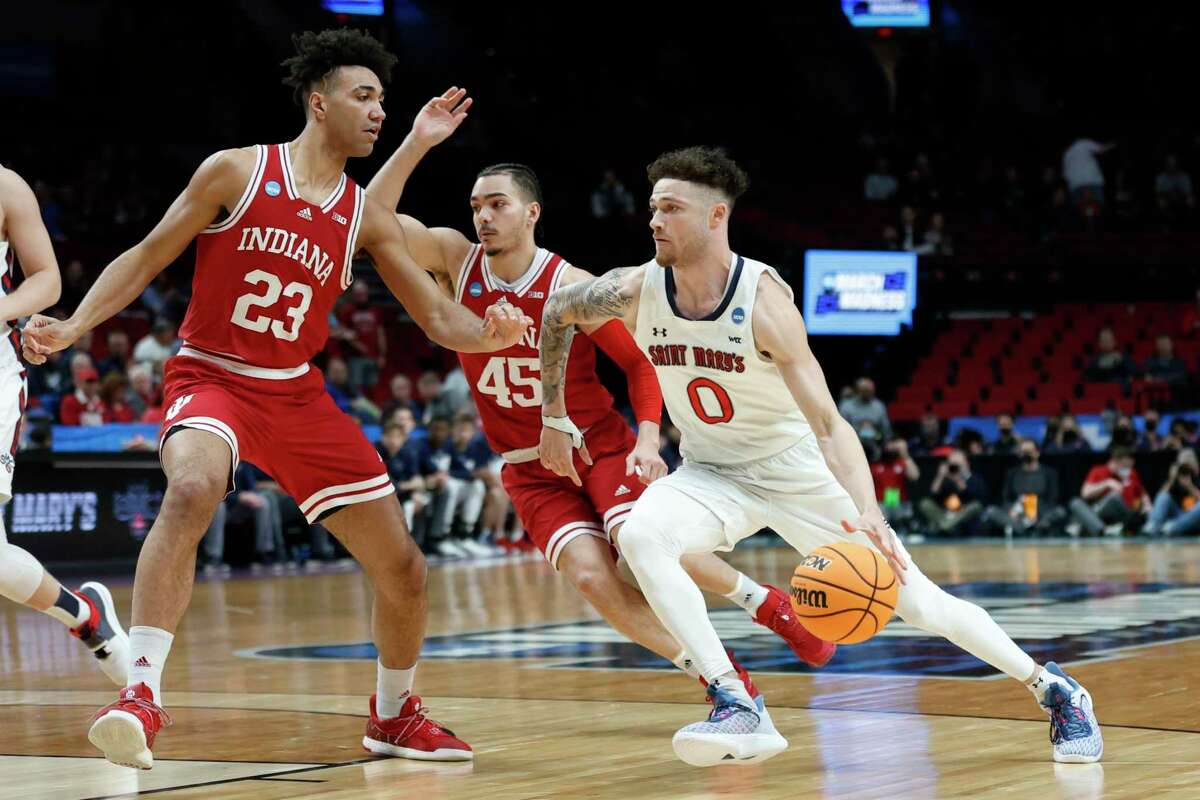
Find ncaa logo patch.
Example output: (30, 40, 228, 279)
(469, 282, 483, 298)
(264, 180, 281, 197)
(731, 307, 746, 325)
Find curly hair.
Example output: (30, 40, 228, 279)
(646, 146, 750, 204)
(281, 29, 398, 109)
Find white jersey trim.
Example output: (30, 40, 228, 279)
(203, 145, 267, 234)
(320, 173, 348, 213)
(159, 415, 240, 493)
(178, 345, 310, 380)
(299, 473, 394, 520)
(454, 245, 481, 304)
(340, 186, 366, 291)
(482, 248, 551, 297)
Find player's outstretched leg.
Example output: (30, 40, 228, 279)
(323, 495, 472, 761)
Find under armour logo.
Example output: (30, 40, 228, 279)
(296, 207, 313, 221)
(165, 394, 194, 421)
(653, 327, 667, 337)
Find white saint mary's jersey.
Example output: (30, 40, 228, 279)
(0, 241, 20, 375)
(634, 253, 811, 466)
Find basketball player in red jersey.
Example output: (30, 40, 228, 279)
(363, 89, 834, 685)
(22, 32, 531, 769)
(0, 166, 130, 688)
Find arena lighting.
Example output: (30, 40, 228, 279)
(321, 0, 384, 16)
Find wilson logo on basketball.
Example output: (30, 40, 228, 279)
(791, 587, 829, 609)
(798, 554, 832, 572)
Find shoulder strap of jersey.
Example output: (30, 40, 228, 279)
(454, 244, 484, 304)
(203, 144, 268, 234)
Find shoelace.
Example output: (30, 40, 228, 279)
(91, 696, 174, 729)
(1042, 686, 1089, 741)
(705, 685, 755, 723)
(383, 702, 455, 740)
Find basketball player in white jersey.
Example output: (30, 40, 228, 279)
(0, 166, 128, 684)
(538, 147, 1102, 766)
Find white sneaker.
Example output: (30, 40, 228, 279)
(71, 582, 130, 687)
(458, 539, 498, 558)
(672, 687, 788, 767)
(437, 540, 468, 559)
(1102, 522, 1124, 537)
(1038, 662, 1103, 763)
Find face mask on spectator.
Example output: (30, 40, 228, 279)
(1020, 453, 1035, 465)
(1114, 465, 1131, 479)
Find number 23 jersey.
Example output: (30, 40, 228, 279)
(179, 143, 364, 373)
(454, 245, 616, 456)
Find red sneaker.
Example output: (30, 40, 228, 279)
(363, 694, 473, 761)
(755, 584, 837, 668)
(87, 682, 172, 769)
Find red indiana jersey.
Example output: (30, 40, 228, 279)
(454, 245, 615, 455)
(179, 143, 365, 376)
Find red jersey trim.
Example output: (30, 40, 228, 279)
(340, 186, 365, 291)
(321, 174, 348, 213)
(279, 143, 349, 211)
(203, 145, 267, 234)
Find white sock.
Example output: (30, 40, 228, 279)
(672, 649, 700, 679)
(709, 672, 754, 706)
(1026, 666, 1070, 702)
(723, 573, 770, 616)
(128, 626, 174, 704)
(376, 660, 416, 718)
(43, 587, 90, 628)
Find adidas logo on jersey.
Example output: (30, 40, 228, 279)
(296, 207, 313, 221)
(332, 212, 348, 225)
(614, 484, 631, 496)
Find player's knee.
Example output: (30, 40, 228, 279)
(564, 560, 619, 604)
(616, 508, 677, 568)
(163, 473, 227, 522)
(376, 545, 427, 600)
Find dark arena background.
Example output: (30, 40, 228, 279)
(1, 2, 1198, 798)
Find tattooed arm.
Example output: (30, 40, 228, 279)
(537, 265, 645, 485)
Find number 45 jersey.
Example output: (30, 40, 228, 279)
(179, 143, 364, 375)
(454, 245, 616, 458)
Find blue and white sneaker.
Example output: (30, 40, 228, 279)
(672, 684, 788, 767)
(1038, 662, 1103, 763)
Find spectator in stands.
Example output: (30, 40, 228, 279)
(590, 168, 635, 219)
(909, 412, 946, 456)
(200, 462, 274, 575)
(1109, 414, 1138, 449)
(126, 363, 163, 422)
(1068, 447, 1150, 536)
(139, 273, 189, 322)
(417, 370, 457, 424)
(20, 409, 53, 453)
(381, 374, 422, 423)
(96, 329, 133, 380)
(99, 372, 136, 423)
(870, 438, 921, 537)
(133, 318, 179, 375)
(59, 366, 108, 425)
(27, 348, 71, 405)
(983, 438, 1067, 536)
(864, 157, 899, 202)
(955, 427, 986, 456)
(918, 448, 988, 536)
(917, 212, 953, 256)
(988, 413, 1020, 456)
(337, 282, 387, 390)
(1138, 409, 1164, 451)
(1143, 334, 1189, 391)
(324, 357, 380, 423)
(838, 377, 892, 443)
(440, 365, 472, 415)
(1045, 414, 1092, 454)
(1061, 137, 1114, 211)
(442, 416, 498, 557)
(1155, 154, 1195, 223)
(420, 417, 462, 558)
(899, 205, 920, 251)
(1142, 448, 1200, 536)
(880, 223, 900, 250)
(378, 420, 429, 531)
(59, 258, 89, 313)
(1084, 327, 1135, 385)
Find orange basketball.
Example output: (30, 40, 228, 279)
(789, 542, 898, 644)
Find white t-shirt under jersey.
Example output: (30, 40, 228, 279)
(634, 253, 811, 466)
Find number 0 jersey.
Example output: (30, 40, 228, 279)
(453, 245, 616, 457)
(178, 143, 365, 377)
(634, 253, 812, 466)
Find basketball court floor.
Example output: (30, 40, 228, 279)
(1, 540, 1198, 799)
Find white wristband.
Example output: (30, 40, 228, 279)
(542, 414, 584, 449)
